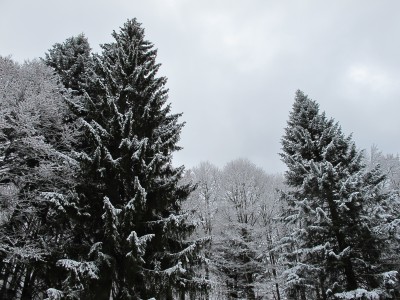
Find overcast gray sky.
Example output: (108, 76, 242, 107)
(1, 0, 399, 173)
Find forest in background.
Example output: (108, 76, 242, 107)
(0, 19, 399, 300)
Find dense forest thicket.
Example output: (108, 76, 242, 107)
(1, 19, 399, 300)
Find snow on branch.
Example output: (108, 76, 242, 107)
(163, 261, 186, 276)
(41, 192, 67, 213)
(315, 207, 331, 223)
(147, 213, 189, 231)
(79, 119, 108, 145)
(382, 271, 398, 288)
(102, 197, 121, 246)
(164, 237, 210, 261)
(333, 288, 384, 300)
(45, 288, 64, 300)
(126, 231, 155, 263)
(104, 147, 121, 169)
(328, 246, 351, 260)
(56, 259, 99, 280)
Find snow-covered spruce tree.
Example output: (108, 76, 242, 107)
(47, 19, 208, 299)
(278, 90, 399, 299)
(0, 57, 78, 299)
(44, 33, 92, 95)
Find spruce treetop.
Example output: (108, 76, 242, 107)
(45, 33, 91, 94)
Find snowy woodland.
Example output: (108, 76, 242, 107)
(0, 19, 399, 300)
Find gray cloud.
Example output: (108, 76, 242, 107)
(1, 0, 399, 172)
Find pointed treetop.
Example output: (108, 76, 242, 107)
(44, 33, 91, 93)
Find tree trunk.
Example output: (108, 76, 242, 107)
(326, 194, 358, 290)
(21, 267, 36, 300)
(179, 289, 185, 300)
(319, 274, 327, 300)
(204, 263, 210, 300)
(245, 286, 256, 300)
(300, 286, 306, 300)
(0, 263, 11, 297)
(8, 263, 23, 299)
(275, 283, 281, 300)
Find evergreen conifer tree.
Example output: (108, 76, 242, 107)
(44, 33, 92, 95)
(47, 19, 208, 299)
(278, 90, 399, 299)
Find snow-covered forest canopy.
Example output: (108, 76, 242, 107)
(1, 19, 399, 300)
